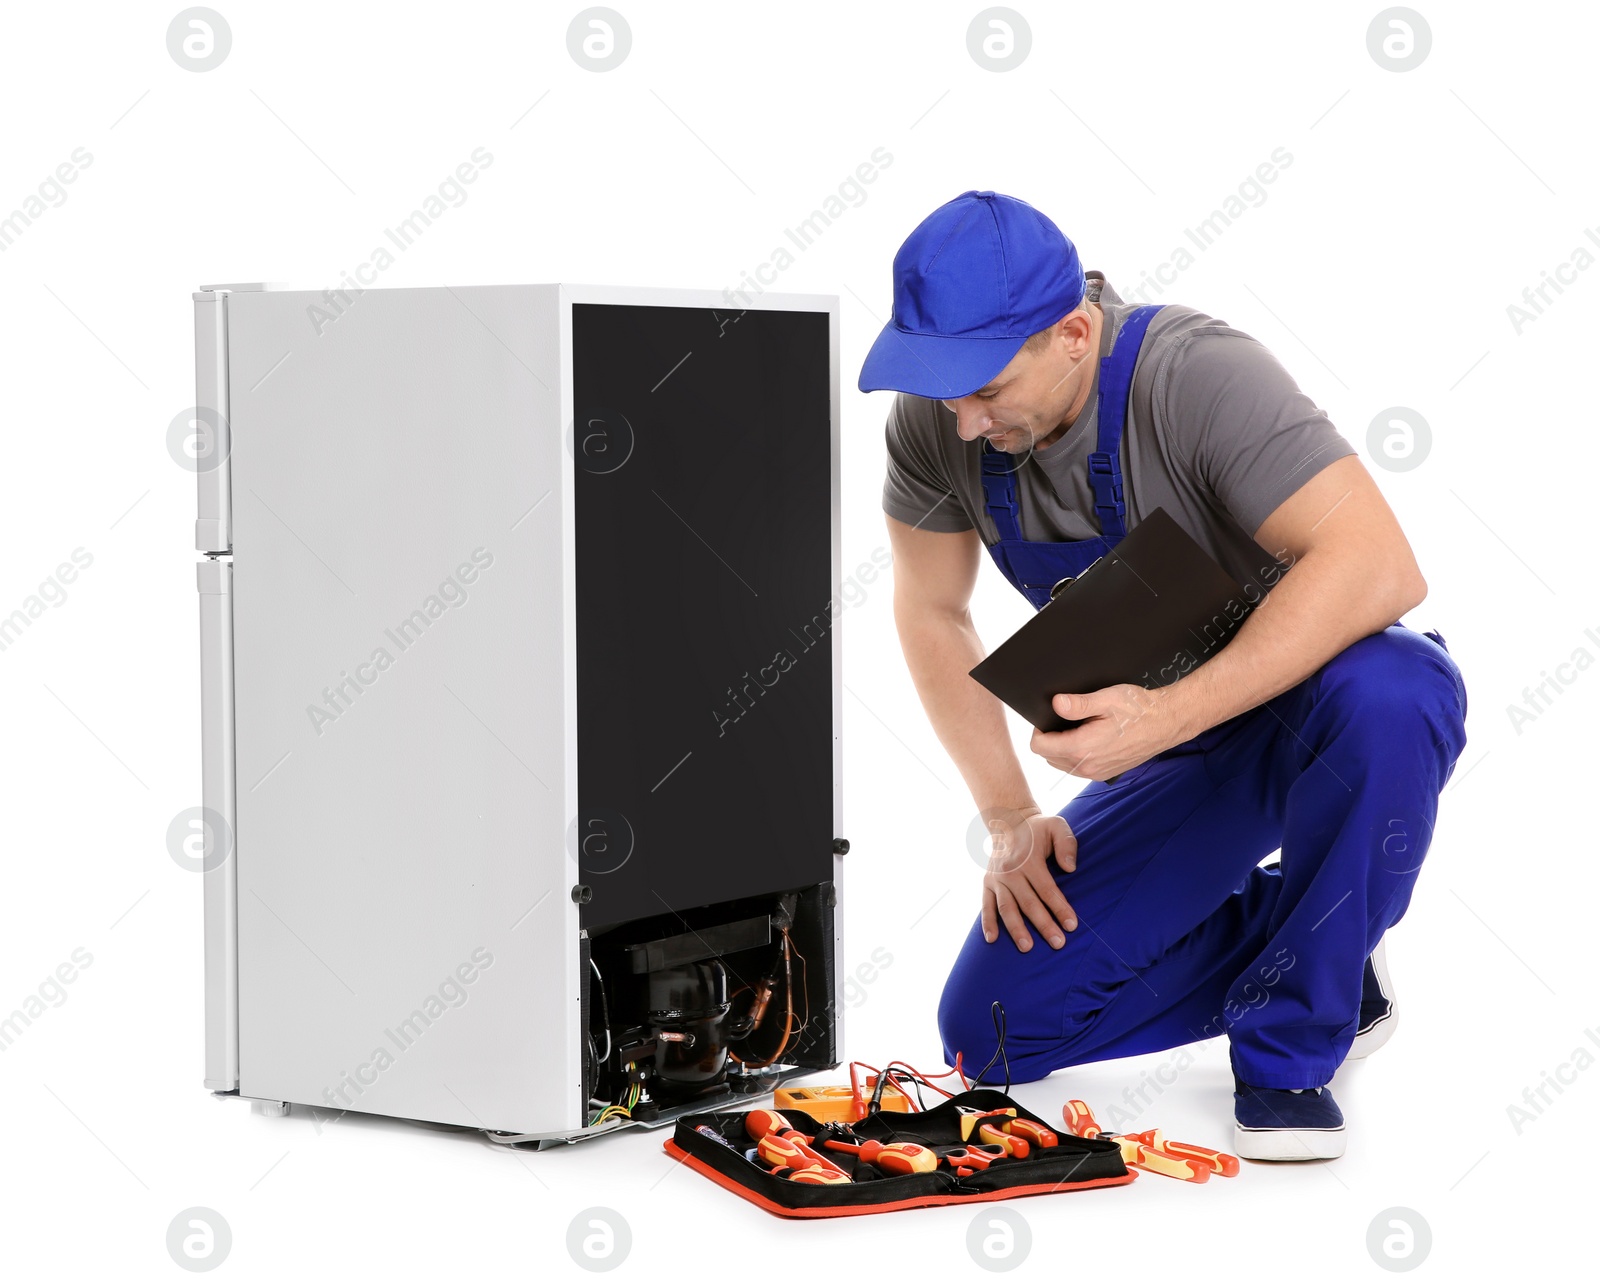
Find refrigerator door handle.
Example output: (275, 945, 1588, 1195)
(197, 558, 239, 1091)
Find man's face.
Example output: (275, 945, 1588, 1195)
(940, 308, 1097, 453)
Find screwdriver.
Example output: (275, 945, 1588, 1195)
(746, 1108, 814, 1143)
(756, 1131, 852, 1184)
(820, 1136, 938, 1175)
(1061, 1100, 1215, 1182)
(746, 1111, 850, 1167)
(1123, 1127, 1240, 1177)
(1061, 1099, 1099, 1137)
(746, 1109, 852, 1179)
(1111, 1134, 1211, 1182)
(782, 1166, 852, 1186)
(956, 1107, 1048, 1157)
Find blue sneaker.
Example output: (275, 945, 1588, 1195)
(1347, 936, 1397, 1060)
(1233, 1075, 1346, 1160)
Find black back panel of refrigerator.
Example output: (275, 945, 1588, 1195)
(572, 303, 834, 930)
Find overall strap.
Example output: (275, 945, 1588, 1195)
(978, 303, 1163, 544)
(1088, 303, 1163, 540)
(979, 439, 1023, 541)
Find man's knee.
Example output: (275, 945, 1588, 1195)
(1316, 627, 1466, 754)
(936, 944, 1075, 1084)
(936, 954, 1005, 1068)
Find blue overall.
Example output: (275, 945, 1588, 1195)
(979, 305, 1164, 606)
(940, 305, 1469, 1089)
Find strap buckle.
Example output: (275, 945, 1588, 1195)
(1087, 454, 1124, 507)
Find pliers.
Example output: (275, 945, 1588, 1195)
(934, 1142, 1010, 1176)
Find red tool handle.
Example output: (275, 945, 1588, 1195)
(1110, 1133, 1211, 1183)
(1066, 1104, 1235, 1182)
(937, 1143, 1008, 1174)
(746, 1108, 800, 1141)
(822, 1137, 938, 1176)
(1124, 1128, 1240, 1177)
(756, 1131, 852, 1180)
(777, 1163, 851, 1186)
(956, 1106, 1018, 1141)
(1000, 1116, 1058, 1148)
(975, 1121, 1030, 1158)
(1062, 1099, 1101, 1138)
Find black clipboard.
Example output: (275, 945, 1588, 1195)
(969, 507, 1258, 733)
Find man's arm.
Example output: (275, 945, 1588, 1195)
(1161, 453, 1426, 738)
(887, 513, 1079, 949)
(885, 515, 1033, 814)
(1034, 454, 1428, 779)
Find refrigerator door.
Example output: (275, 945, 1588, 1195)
(566, 297, 837, 929)
(197, 557, 238, 1090)
(221, 285, 578, 1134)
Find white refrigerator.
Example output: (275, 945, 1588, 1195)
(192, 281, 844, 1145)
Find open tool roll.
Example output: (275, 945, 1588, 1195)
(663, 1087, 1135, 1219)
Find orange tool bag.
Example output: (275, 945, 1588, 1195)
(661, 1087, 1135, 1219)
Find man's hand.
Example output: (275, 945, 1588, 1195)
(1030, 684, 1189, 782)
(981, 807, 1079, 951)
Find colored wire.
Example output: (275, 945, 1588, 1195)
(846, 1059, 966, 1118)
(789, 933, 810, 1040)
(867, 1066, 893, 1116)
(730, 929, 797, 1068)
(882, 1060, 960, 1100)
(974, 1001, 1011, 1093)
(587, 1060, 641, 1127)
(589, 957, 612, 1063)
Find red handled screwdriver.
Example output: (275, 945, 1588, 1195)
(820, 1136, 938, 1176)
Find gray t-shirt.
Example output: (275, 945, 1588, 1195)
(881, 272, 1356, 594)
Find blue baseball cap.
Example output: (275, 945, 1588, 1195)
(857, 190, 1086, 399)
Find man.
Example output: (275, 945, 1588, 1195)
(858, 190, 1468, 1160)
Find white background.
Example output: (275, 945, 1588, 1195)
(3, 0, 1594, 1273)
